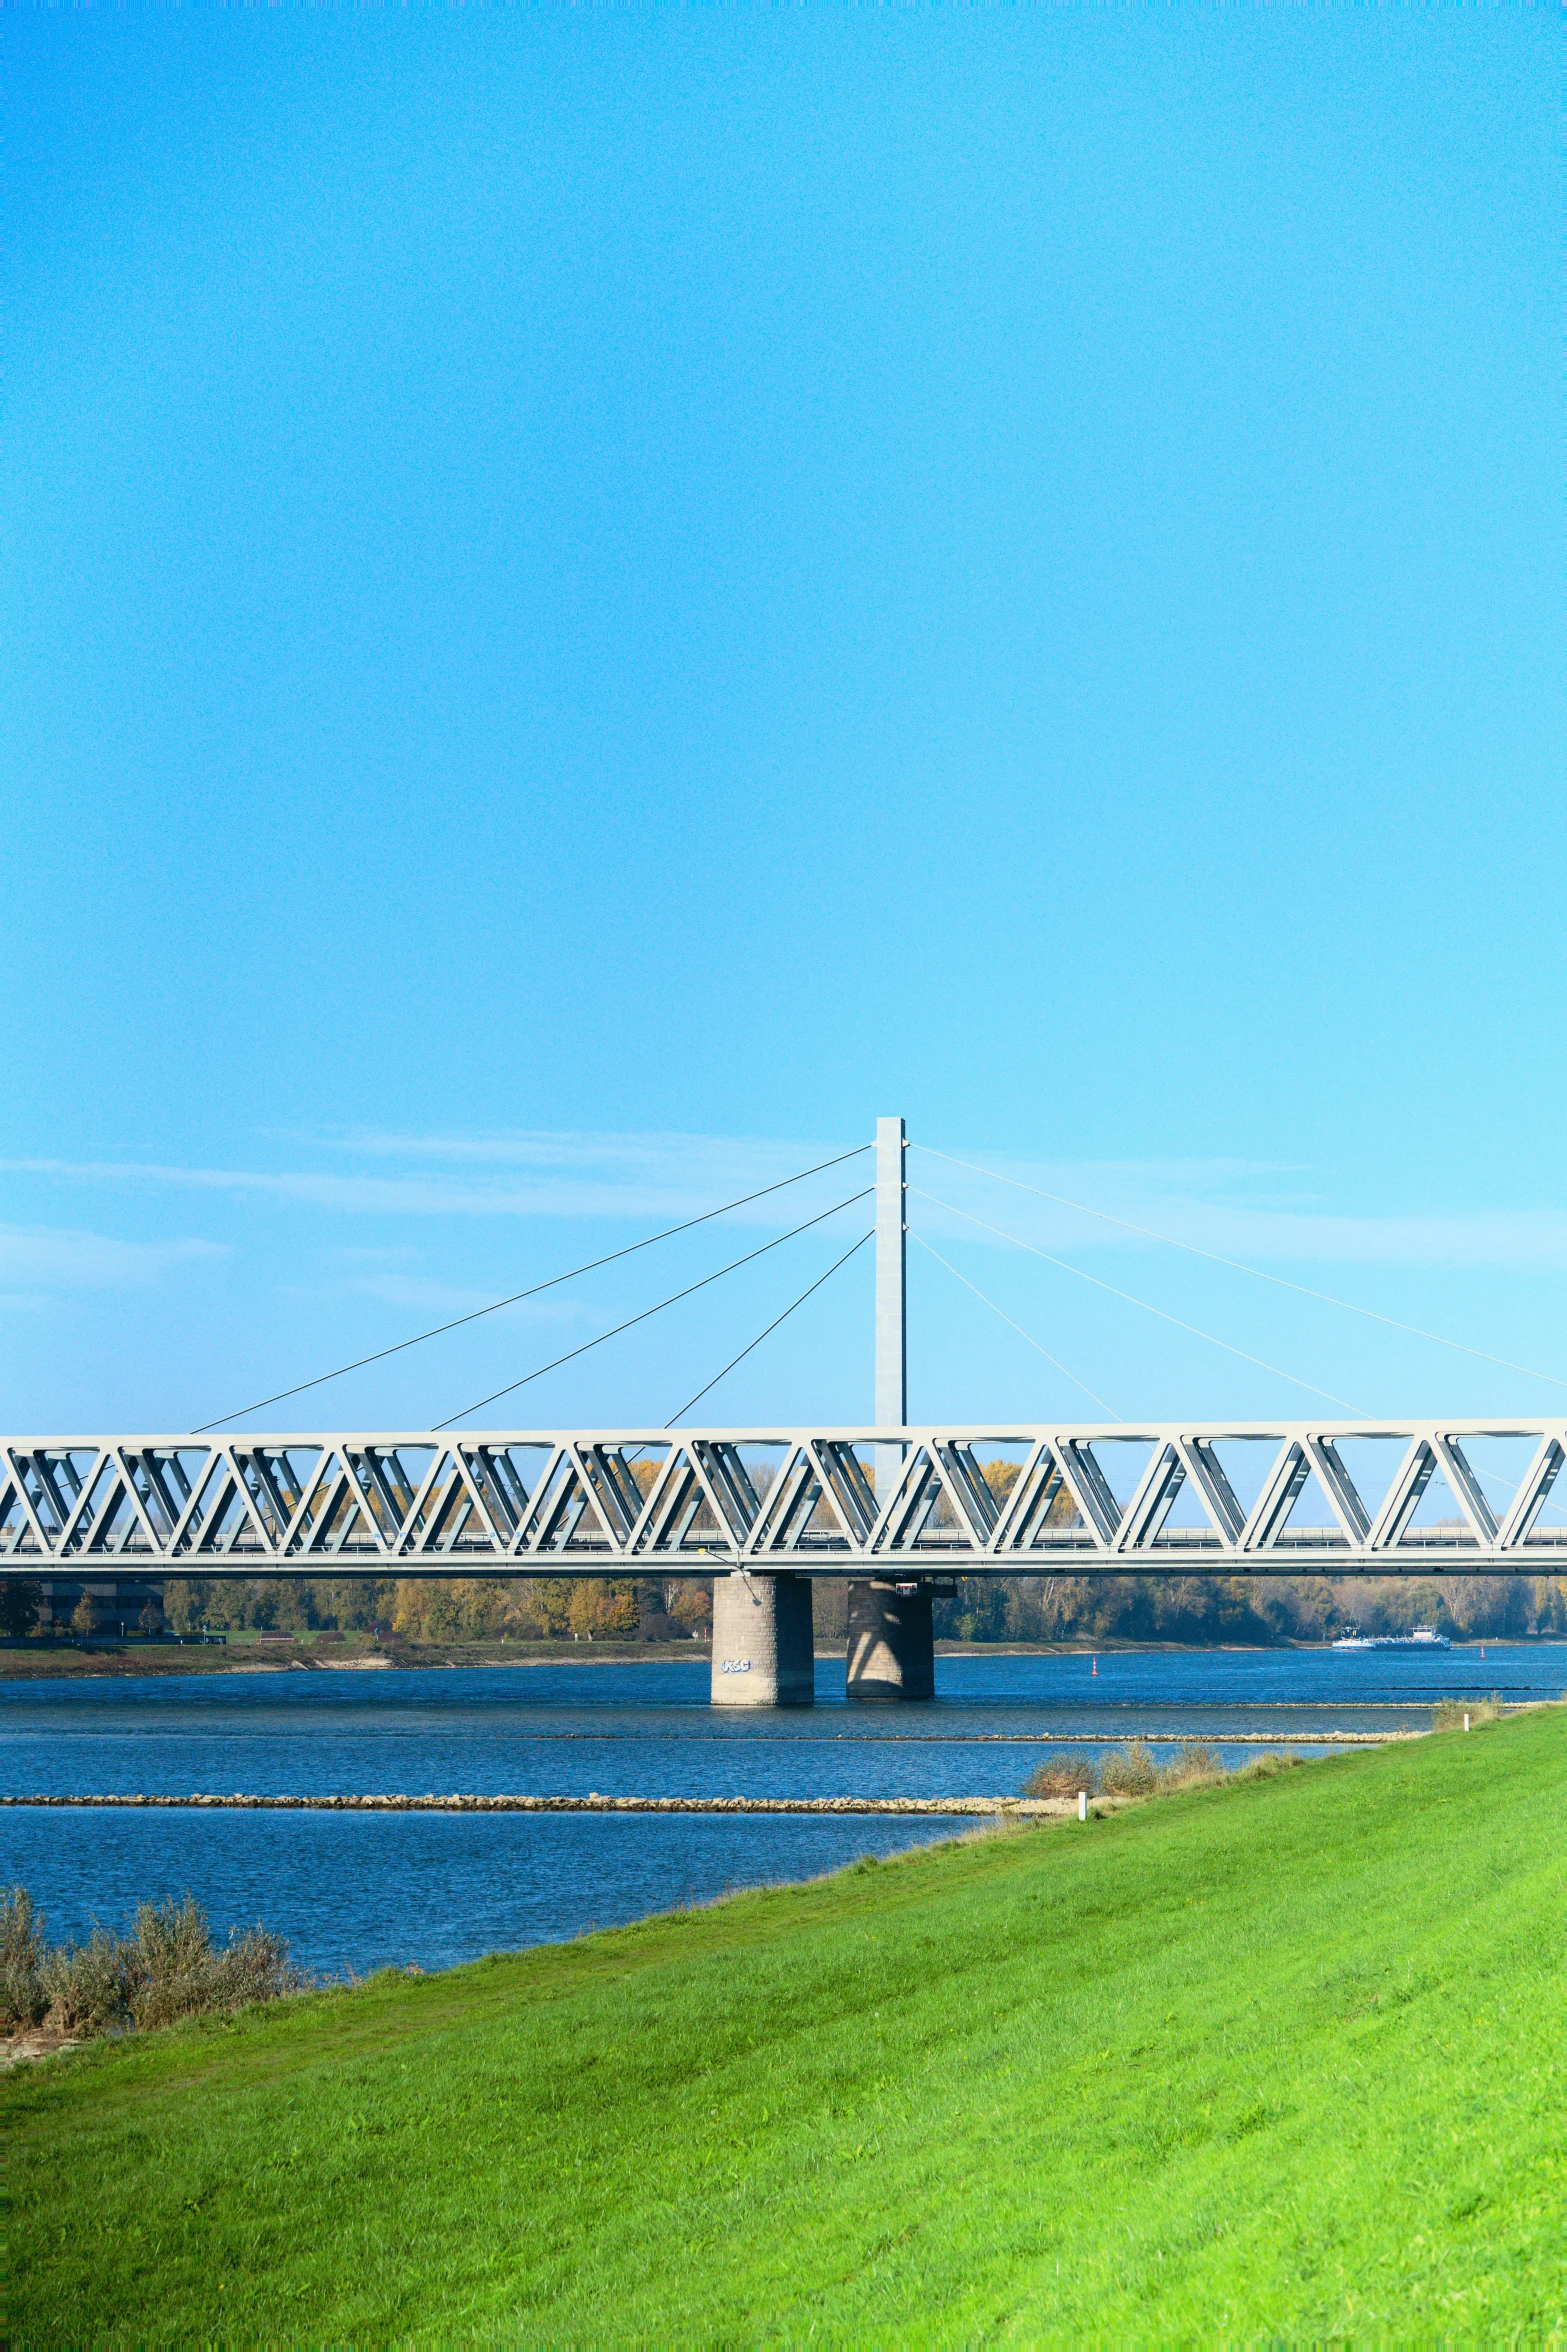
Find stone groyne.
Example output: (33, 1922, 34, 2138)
(5, 1792, 1057, 1817)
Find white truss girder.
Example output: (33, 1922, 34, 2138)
(1, 1423, 1563, 1578)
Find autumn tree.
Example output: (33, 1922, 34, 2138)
(567, 1581, 638, 1639)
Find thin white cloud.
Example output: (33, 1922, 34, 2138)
(325, 1129, 818, 1174)
(0, 1225, 225, 1294)
(3, 1136, 1564, 1271)
(905, 1150, 1567, 1272)
(0, 1135, 861, 1225)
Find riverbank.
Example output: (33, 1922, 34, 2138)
(0, 1633, 712, 1680)
(6, 1704, 1561, 2338)
(3, 1629, 1551, 1681)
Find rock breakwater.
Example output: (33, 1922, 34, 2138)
(2, 1792, 1052, 1817)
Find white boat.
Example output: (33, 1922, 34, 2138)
(1331, 1623, 1451, 1651)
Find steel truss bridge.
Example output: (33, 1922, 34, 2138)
(3, 1421, 1563, 1579)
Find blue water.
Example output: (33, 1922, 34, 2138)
(3, 1646, 1559, 1977)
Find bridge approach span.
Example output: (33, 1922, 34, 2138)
(5, 1421, 1563, 1578)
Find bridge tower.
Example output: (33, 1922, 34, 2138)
(846, 1113, 935, 1700)
(873, 1113, 907, 1490)
(713, 1114, 933, 1707)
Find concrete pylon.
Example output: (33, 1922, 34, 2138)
(846, 1579, 935, 1702)
(710, 1572, 815, 1707)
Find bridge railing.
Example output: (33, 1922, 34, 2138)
(2, 1423, 1563, 1576)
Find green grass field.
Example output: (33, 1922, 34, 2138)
(6, 1710, 1563, 2342)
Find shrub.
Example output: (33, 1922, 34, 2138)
(1164, 1741, 1224, 1787)
(1023, 1756, 1101, 1799)
(40, 1927, 134, 2033)
(1432, 1695, 1503, 1732)
(1025, 1743, 1305, 1805)
(1, 1888, 303, 2042)
(0, 1886, 47, 2029)
(129, 1899, 297, 2030)
(1099, 1740, 1161, 1797)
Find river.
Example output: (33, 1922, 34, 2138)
(3, 1644, 1559, 1977)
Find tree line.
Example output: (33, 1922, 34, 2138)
(935, 1568, 1563, 1645)
(4, 1566, 1557, 1647)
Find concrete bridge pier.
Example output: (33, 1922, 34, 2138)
(846, 1579, 935, 1702)
(710, 1572, 815, 1707)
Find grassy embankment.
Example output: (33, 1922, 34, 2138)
(5, 1709, 1563, 2340)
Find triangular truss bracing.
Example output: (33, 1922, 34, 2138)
(0, 1425, 1556, 1574)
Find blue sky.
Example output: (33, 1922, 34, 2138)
(1, 8, 1560, 1438)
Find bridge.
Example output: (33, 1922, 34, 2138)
(5, 1419, 1563, 1577)
(7, 1119, 1563, 1703)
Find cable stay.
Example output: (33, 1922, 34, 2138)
(909, 1184, 1364, 1415)
(665, 1230, 873, 1426)
(916, 1143, 1567, 1397)
(435, 1186, 872, 1428)
(909, 1230, 1121, 1421)
(195, 1143, 870, 1432)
